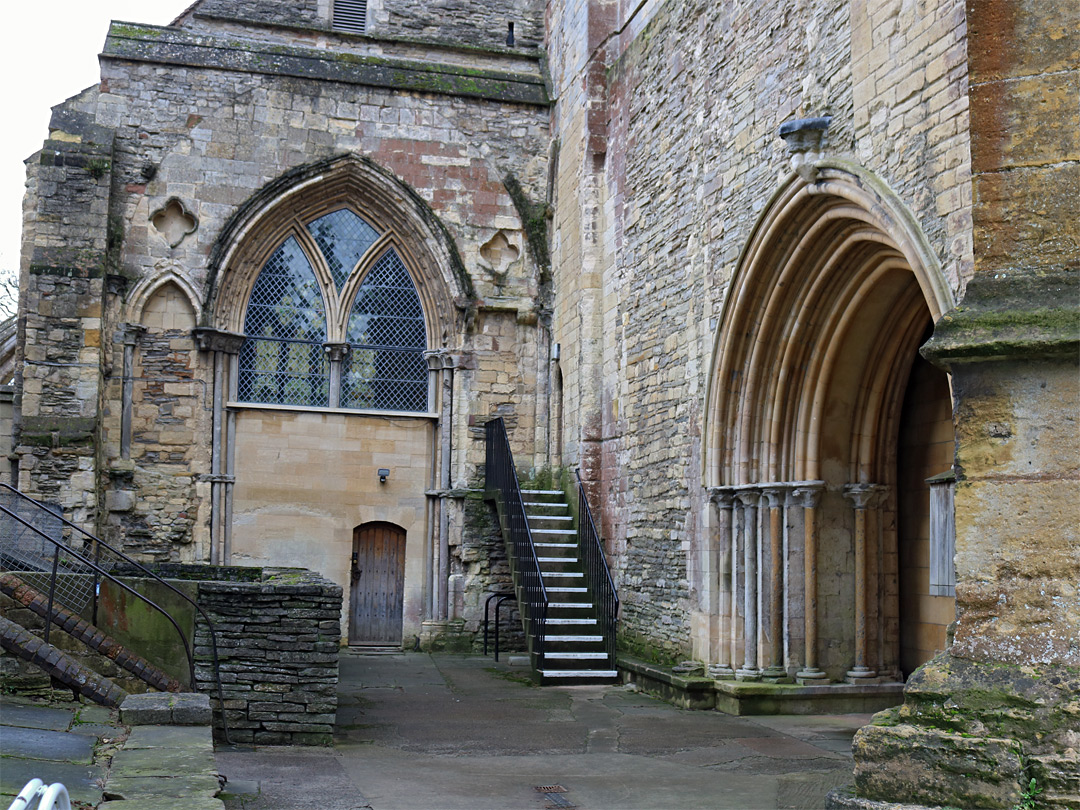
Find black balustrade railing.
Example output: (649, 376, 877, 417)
(0, 483, 231, 743)
(484, 418, 548, 669)
(574, 470, 619, 664)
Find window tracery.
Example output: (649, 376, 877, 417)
(237, 208, 429, 412)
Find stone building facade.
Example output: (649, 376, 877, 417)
(8, 0, 1077, 806)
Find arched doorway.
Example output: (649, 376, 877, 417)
(349, 522, 407, 645)
(704, 164, 957, 682)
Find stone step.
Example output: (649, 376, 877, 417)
(532, 528, 577, 536)
(520, 489, 564, 495)
(545, 618, 597, 625)
(545, 634, 603, 642)
(534, 542, 576, 549)
(522, 501, 569, 509)
(544, 652, 610, 660)
(548, 602, 593, 609)
(547, 587, 588, 593)
(542, 571, 584, 578)
(539, 669, 619, 679)
(537, 556, 580, 564)
(527, 514, 573, 521)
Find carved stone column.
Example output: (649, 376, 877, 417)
(323, 342, 350, 409)
(116, 323, 147, 462)
(761, 486, 791, 681)
(844, 483, 888, 681)
(794, 482, 827, 683)
(708, 487, 736, 679)
(735, 488, 761, 681)
(193, 328, 245, 565)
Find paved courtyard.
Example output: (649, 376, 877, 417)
(215, 652, 867, 810)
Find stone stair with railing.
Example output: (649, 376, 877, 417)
(520, 489, 618, 684)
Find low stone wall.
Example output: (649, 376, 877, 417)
(192, 567, 342, 745)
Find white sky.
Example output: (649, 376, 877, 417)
(1, 1, 194, 278)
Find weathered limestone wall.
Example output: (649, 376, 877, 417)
(377, 0, 545, 51)
(13, 5, 552, 647)
(840, 1, 1080, 807)
(548, 0, 972, 660)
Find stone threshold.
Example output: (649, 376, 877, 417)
(617, 655, 905, 715)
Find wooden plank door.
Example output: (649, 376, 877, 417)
(349, 522, 406, 645)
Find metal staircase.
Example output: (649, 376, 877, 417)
(522, 489, 617, 682)
(485, 418, 619, 685)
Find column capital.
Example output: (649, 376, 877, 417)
(734, 487, 761, 507)
(790, 480, 825, 509)
(843, 483, 889, 510)
(322, 341, 350, 362)
(707, 486, 736, 508)
(760, 484, 791, 508)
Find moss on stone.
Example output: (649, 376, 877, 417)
(502, 172, 551, 292)
(923, 270, 1080, 365)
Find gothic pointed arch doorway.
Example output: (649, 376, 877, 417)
(704, 163, 957, 683)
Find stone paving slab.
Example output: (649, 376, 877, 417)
(0, 725, 97, 764)
(100, 799, 226, 810)
(218, 652, 872, 810)
(0, 701, 75, 731)
(109, 745, 218, 776)
(122, 724, 214, 749)
(0, 758, 104, 805)
(103, 773, 223, 801)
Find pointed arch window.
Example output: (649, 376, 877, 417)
(237, 208, 429, 413)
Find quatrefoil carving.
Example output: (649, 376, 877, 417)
(151, 198, 198, 248)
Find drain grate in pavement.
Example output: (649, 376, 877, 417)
(535, 785, 575, 809)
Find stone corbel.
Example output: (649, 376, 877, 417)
(192, 327, 246, 355)
(322, 342, 350, 362)
(778, 116, 831, 183)
(115, 322, 147, 346)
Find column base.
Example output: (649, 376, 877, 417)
(708, 664, 735, 680)
(845, 666, 879, 684)
(761, 666, 793, 683)
(795, 667, 830, 685)
(735, 667, 762, 682)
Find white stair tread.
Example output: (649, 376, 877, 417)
(533, 528, 576, 535)
(545, 652, 610, 660)
(520, 489, 565, 495)
(546, 634, 603, 642)
(528, 515, 574, 521)
(548, 587, 588, 593)
(549, 602, 594, 608)
(542, 572, 584, 578)
(541, 670, 619, 678)
(522, 502, 569, 508)
(537, 556, 579, 563)
(534, 542, 576, 548)
(545, 618, 597, 625)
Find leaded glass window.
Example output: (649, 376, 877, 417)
(238, 237, 329, 407)
(236, 209, 430, 413)
(343, 250, 428, 412)
(307, 209, 379, 292)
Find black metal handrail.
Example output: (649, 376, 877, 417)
(0, 483, 231, 743)
(574, 469, 619, 664)
(485, 418, 549, 669)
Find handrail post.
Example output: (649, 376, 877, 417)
(45, 547, 60, 646)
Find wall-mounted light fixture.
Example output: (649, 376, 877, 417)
(378, 468, 390, 484)
(551, 343, 561, 362)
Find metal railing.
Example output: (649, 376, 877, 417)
(574, 470, 619, 664)
(0, 483, 231, 742)
(484, 418, 548, 669)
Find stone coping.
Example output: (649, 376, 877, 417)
(617, 655, 906, 716)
